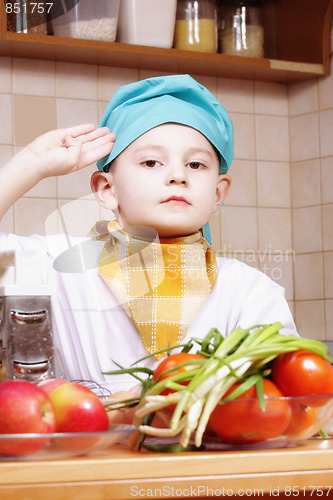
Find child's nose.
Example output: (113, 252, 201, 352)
(165, 164, 188, 185)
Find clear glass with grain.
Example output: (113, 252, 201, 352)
(51, 0, 120, 43)
(218, 0, 265, 58)
(173, 0, 218, 53)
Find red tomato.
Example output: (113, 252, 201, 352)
(209, 379, 291, 444)
(153, 353, 205, 413)
(284, 401, 318, 437)
(153, 353, 205, 382)
(271, 350, 333, 407)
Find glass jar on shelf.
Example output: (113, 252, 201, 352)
(173, 0, 218, 53)
(218, 0, 264, 58)
(6, 0, 47, 34)
(51, 0, 120, 42)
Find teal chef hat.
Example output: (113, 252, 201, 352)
(97, 74, 234, 174)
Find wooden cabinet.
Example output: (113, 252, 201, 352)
(0, 0, 332, 83)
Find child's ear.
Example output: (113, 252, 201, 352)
(90, 171, 118, 210)
(213, 174, 231, 212)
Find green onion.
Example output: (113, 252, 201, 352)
(104, 323, 332, 449)
(132, 323, 332, 448)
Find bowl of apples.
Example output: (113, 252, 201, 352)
(0, 379, 135, 460)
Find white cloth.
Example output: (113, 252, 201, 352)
(0, 232, 298, 393)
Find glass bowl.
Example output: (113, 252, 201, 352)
(0, 424, 136, 461)
(144, 394, 333, 451)
(203, 394, 333, 450)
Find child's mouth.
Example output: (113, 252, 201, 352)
(162, 196, 190, 206)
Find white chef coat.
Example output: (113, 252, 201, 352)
(0, 232, 298, 393)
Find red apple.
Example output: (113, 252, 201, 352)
(44, 381, 109, 451)
(47, 381, 109, 433)
(0, 380, 57, 457)
(38, 378, 67, 395)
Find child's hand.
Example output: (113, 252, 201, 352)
(105, 391, 138, 425)
(26, 123, 115, 179)
(0, 124, 115, 220)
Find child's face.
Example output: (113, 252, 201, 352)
(94, 124, 231, 238)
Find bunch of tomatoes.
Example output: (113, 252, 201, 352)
(153, 349, 333, 444)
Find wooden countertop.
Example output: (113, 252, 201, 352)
(1, 439, 333, 499)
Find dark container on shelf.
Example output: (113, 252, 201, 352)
(6, 0, 47, 34)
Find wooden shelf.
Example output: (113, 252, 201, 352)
(0, 0, 332, 83)
(1, 441, 333, 500)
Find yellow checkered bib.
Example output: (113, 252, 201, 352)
(97, 221, 217, 358)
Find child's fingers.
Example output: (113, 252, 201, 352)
(64, 130, 114, 152)
(81, 132, 115, 157)
(64, 123, 96, 139)
(66, 125, 115, 145)
(79, 128, 116, 146)
(78, 133, 114, 169)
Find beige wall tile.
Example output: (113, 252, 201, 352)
(288, 79, 318, 116)
(138, 69, 174, 81)
(324, 251, 333, 299)
(325, 299, 333, 340)
(43, 206, 60, 236)
(98, 66, 139, 101)
(14, 197, 58, 236)
(321, 157, 333, 204)
(258, 252, 294, 301)
(0, 57, 12, 93)
(215, 243, 260, 269)
(23, 177, 57, 199)
(56, 98, 98, 128)
(319, 109, 333, 157)
(254, 81, 288, 116)
(0, 94, 13, 144)
(13, 95, 56, 145)
(290, 113, 320, 162)
(209, 210, 221, 253)
(318, 71, 333, 110)
(258, 208, 292, 252)
(255, 115, 289, 162)
(294, 253, 324, 300)
(56, 62, 98, 100)
(218, 78, 254, 113)
(230, 112, 256, 160)
(225, 159, 257, 207)
(0, 145, 13, 168)
(99, 206, 116, 222)
(57, 165, 96, 200)
(322, 204, 333, 251)
(98, 101, 109, 122)
(222, 250, 260, 270)
(287, 300, 294, 318)
(192, 74, 218, 97)
(257, 161, 290, 208)
(221, 206, 258, 251)
(13, 58, 55, 96)
(294, 300, 325, 340)
(292, 206, 322, 253)
(57, 198, 100, 237)
(291, 159, 321, 208)
(0, 206, 14, 233)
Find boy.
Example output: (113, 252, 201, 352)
(0, 75, 297, 394)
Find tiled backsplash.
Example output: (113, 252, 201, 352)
(0, 46, 332, 341)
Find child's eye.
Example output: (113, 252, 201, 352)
(187, 162, 205, 170)
(142, 160, 161, 168)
